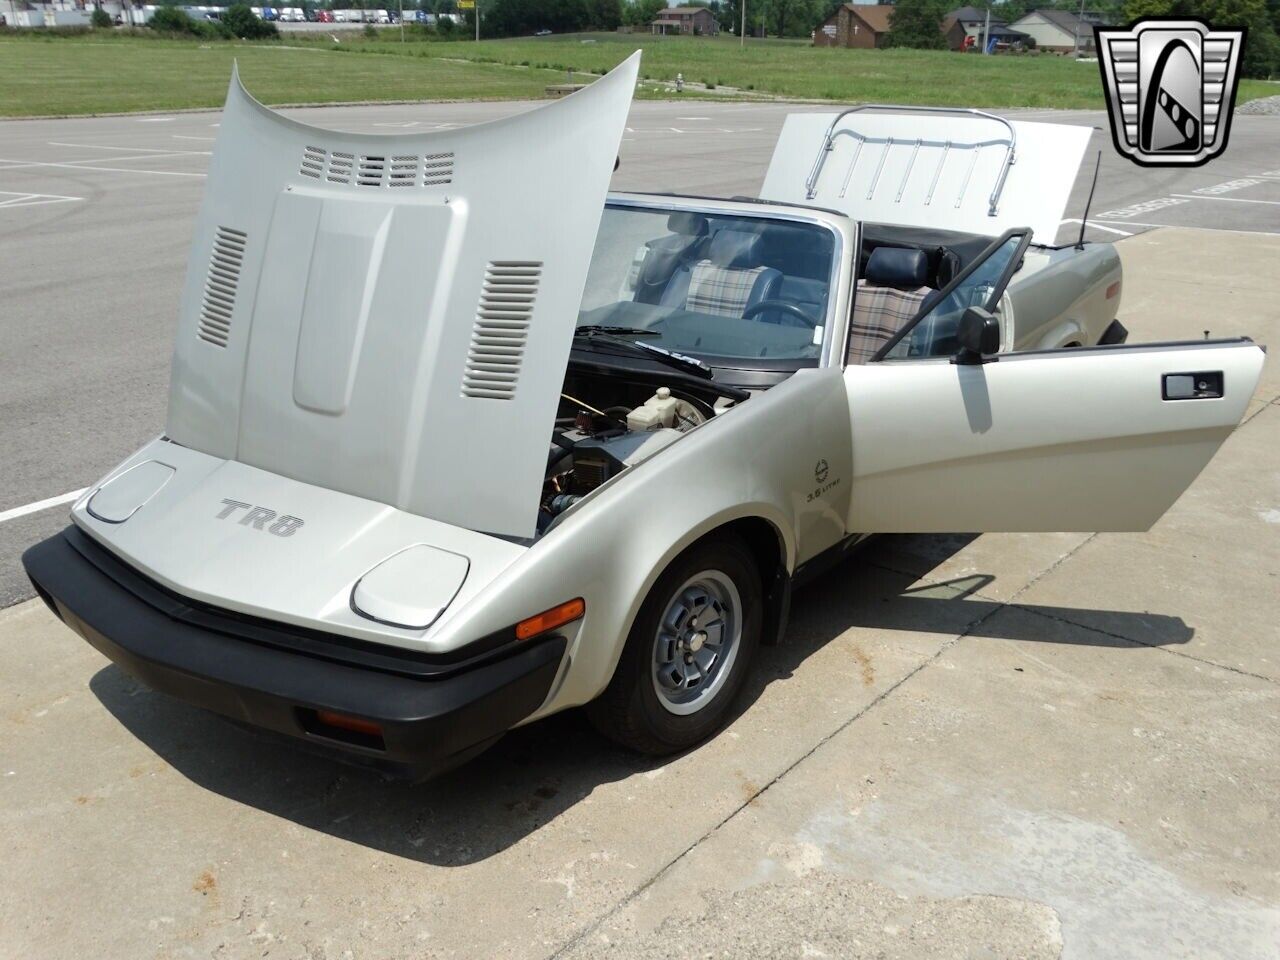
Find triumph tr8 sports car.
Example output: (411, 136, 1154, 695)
(24, 54, 1265, 777)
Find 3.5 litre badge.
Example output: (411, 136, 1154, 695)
(1095, 18, 1246, 167)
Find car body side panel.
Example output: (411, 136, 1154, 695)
(1005, 243, 1122, 349)
(440, 367, 854, 718)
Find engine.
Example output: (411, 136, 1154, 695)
(538, 372, 730, 531)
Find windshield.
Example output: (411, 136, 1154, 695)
(576, 204, 837, 364)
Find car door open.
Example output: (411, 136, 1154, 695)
(843, 338, 1264, 532)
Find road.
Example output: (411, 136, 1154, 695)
(1, 95, 1278, 959)
(2, 99, 1278, 606)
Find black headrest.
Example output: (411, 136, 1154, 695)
(865, 247, 929, 288)
(639, 233, 699, 289)
(936, 248, 963, 287)
(667, 212, 708, 236)
(709, 230, 763, 269)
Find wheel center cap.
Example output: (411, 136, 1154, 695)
(687, 631, 707, 653)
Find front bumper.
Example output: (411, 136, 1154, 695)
(23, 526, 566, 779)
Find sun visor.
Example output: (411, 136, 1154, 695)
(166, 54, 641, 540)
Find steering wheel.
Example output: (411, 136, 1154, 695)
(742, 299, 816, 327)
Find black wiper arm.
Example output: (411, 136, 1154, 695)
(574, 324, 661, 337)
(572, 331, 714, 380)
(627, 338, 714, 379)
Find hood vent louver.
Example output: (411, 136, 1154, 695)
(196, 226, 247, 348)
(421, 152, 454, 186)
(299, 146, 454, 188)
(461, 261, 542, 401)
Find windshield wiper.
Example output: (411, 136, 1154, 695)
(573, 329, 713, 380)
(575, 324, 661, 337)
(628, 339, 714, 379)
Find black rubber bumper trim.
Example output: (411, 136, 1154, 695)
(1099, 319, 1130, 345)
(22, 529, 566, 778)
(55, 524, 522, 678)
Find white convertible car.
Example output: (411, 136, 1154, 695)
(25, 55, 1265, 777)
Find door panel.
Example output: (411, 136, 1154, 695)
(844, 340, 1264, 532)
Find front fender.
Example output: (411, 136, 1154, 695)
(427, 367, 853, 716)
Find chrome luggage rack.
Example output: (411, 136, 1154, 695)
(803, 105, 1017, 219)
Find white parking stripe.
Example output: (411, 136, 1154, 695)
(1060, 218, 1133, 237)
(0, 157, 206, 178)
(1170, 193, 1280, 206)
(1089, 218, 1280, 237)
(48, 141, 209, 155)
(0, 191, 83, 210)
(0, 489, 87, 525)
(0, 151, 209, 169)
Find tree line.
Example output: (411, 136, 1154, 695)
(884, 0, 1277, 77)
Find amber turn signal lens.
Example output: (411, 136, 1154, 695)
(314, 710, 383, 738)
(515, 598, 585, 641)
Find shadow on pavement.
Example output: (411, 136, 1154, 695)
(89, 533, 1192, 866)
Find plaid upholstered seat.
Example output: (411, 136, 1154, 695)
(686, 261, 771, 318)
(846, 280, 930, 365)
(846, 246, 933, 364)
(682, 229, 780, 319)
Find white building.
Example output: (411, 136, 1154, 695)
(1008, 8, 1108, 54)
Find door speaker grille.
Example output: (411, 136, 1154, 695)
(461, 262, 542, 400)
(197, 227, 247, 348)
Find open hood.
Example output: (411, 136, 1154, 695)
(167, 55, 640, 540)
(760, 108, 1092, 242)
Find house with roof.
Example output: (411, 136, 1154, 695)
(1009, 8, 1107, 54)
(943, 5, 1030, 51)
(650, 6, 719, 35)
(812, 4, 894, 49)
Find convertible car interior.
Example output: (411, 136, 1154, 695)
(608, 210, 837, 355)
(550, 204, 1009, 531)
(595, 208, 999, 365)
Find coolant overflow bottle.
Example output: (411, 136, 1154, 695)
(627, 387, 680, 431)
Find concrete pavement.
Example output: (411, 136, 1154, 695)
(2, 217, 1277, 956)
(0, 89, 1278, 958)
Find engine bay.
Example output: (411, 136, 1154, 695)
(538, 365, 741, 532)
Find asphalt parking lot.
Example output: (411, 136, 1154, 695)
(1, 98, 1278, 958)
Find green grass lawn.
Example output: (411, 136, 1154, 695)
(0, 35, 567, 116)
(1, 30, 1274, 117)
(307, 32, 1279, 110)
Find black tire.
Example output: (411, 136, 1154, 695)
(587, 534, 762, 755)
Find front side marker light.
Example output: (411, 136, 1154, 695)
(516, 598, 585, 641)
(314, 710, 383, 738)
(300, 708, 386, 750)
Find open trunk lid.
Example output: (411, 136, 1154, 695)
(760, 107, 1092, 243)
(167, 55, 639, 541)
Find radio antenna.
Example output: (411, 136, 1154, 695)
(1077, 149, 1102, 249)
